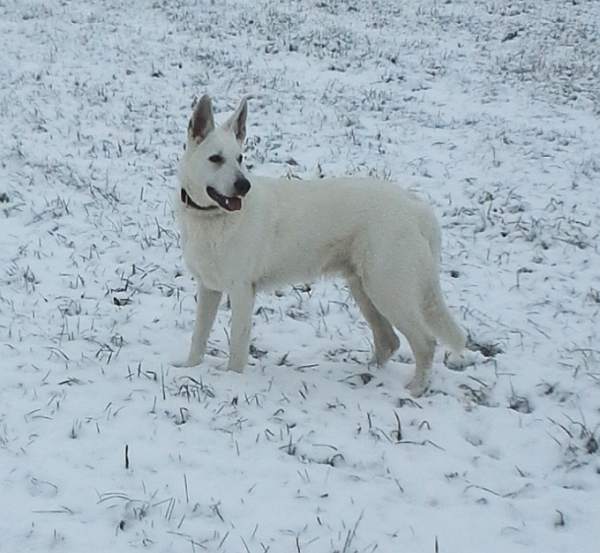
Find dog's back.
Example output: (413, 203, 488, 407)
(229, 176, 436, 287)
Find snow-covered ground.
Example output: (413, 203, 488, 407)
(1, 1, 599, 551)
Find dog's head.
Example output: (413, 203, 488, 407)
(179, 95, 250, 213)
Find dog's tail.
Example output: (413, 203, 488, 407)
(421, 217, 465, 353)
(423, 280, 466, 354)
(415, 200, 466, 353)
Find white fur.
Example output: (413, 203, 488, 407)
(175, 95, 466, 396)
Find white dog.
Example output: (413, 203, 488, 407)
(175, 95, 465, 396)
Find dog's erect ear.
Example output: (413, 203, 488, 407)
(224, 98, 248, 145)
(188, 95, 215, 143)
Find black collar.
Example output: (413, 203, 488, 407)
(180, 188, 218, 211)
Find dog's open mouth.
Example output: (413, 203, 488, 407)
(206, 186, 242, 212)
(181, 188, 216, 211)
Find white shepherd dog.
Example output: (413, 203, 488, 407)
(175, 95, 466, 396)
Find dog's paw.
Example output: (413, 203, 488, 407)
(172, 356, 203, 368)
(226, 363, 245, 374)
(407, 376, 429, 398)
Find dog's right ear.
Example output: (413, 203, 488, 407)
(188, 95, 215, 143)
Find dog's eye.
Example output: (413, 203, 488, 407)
(237, 154, 243, 164)
(208, 154, 224, 163)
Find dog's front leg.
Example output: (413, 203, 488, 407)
(178, 282, 222, 367)
(228, 284, 255, 372)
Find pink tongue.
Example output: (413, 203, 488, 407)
(225, 197, 242, 211)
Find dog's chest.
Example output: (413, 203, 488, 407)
(180, 216, 240, 290)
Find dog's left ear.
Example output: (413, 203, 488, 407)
(224, 98, 248, 145)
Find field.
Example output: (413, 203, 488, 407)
(1, 1, 599, 551)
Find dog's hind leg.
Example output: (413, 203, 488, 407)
(398, 323, 436, 397)
(177, 282, 222, 367)
(228, 284, 255, 372)
(348, 276, 400, 366)
(361, 267, 436, 397)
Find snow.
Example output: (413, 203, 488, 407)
(1, 0, 599, 551)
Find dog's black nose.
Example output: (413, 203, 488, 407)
(234, 176, 251, 196)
